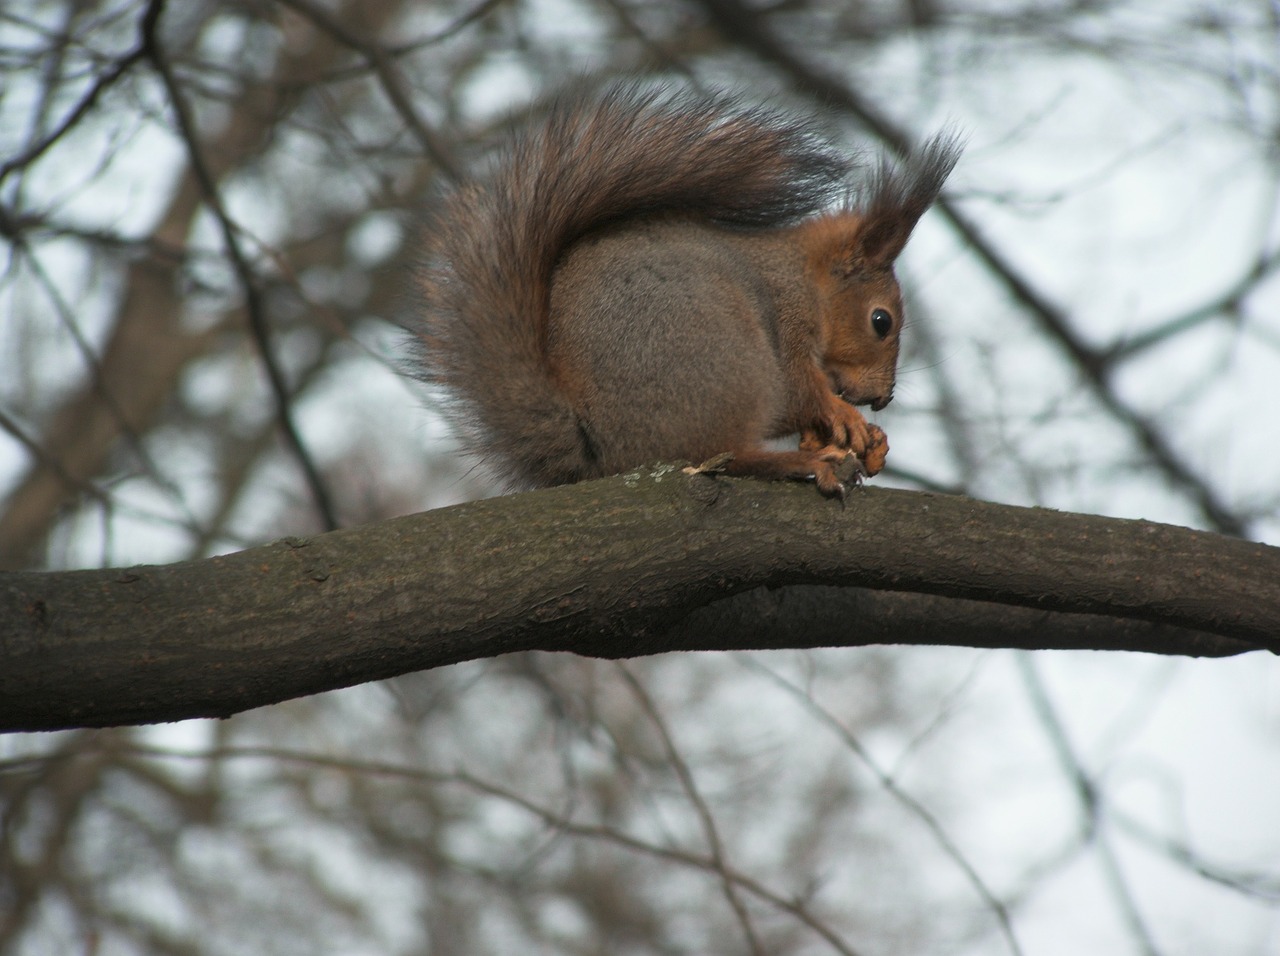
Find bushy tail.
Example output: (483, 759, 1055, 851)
(410, 82, 852, 488)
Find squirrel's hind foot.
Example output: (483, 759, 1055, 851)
(717, 446, 863, 498)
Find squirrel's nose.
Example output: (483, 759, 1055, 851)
(870, 393, 892, 412)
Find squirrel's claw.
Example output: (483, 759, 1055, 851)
(811, 447, 864, 498)
(835, 451, 869, 487)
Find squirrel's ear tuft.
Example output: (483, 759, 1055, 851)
(856, 131, 963, 268)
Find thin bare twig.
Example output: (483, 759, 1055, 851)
(1014, 653, 1163, 956)
(271, 0, 462, 181)
(97, 742, 868, 956)
(140, 0, 338, 532)
(741, 657, 1027, 956)
(615, 663, 769, 956)
(0, 30, 147, 186)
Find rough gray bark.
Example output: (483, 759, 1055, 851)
(2, 470, 1275, 732)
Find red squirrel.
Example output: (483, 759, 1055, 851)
(412, 84, 960, 495)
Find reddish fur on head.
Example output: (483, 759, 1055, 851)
(799, 133, 962, 413)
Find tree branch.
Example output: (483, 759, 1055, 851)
(1, 473, 1275, 732)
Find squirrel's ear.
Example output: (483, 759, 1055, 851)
(855, 132, 963, 268)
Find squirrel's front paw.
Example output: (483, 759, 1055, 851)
(861, 424, 889, 476)
(803, 394, 872, 456)
(802, 423, 888, 483)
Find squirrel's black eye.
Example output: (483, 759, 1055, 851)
(871, 308, 894, 338)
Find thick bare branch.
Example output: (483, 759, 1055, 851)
(1, 475, 1274, 732)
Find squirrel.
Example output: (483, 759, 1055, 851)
(411, 83, 960, 496)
